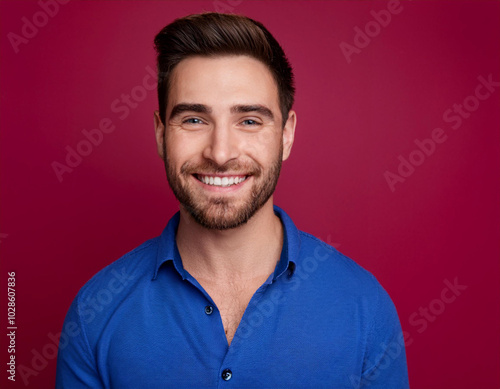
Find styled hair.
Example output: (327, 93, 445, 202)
(153, 12, 295, 127)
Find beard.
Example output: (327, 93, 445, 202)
(163, 140, 283, 230)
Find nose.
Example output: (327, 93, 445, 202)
(202, 121, 240, 167)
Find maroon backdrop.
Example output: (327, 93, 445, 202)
(1, 1, 499, 388)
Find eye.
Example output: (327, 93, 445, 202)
(241, 119, 261, 126)
(183, 117, 204, 125)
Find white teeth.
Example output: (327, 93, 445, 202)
(197, 175, 247, 187)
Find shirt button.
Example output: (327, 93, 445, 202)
(221, 369, 232, 381)
(204, 305, 214, 315)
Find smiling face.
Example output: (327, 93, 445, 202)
(154, 55, 296, 230)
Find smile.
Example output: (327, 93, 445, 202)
(194, 174, 248, 187)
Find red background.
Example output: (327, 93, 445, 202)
(1, 1, 499, 388)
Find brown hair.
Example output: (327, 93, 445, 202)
(153, 12, 295, 127)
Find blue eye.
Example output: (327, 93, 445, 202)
(183, 118, 203, 124)
(242, 119, 260, 126)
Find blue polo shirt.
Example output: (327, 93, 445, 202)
(56, 205, 409, 388)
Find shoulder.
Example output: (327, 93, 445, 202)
(296, 230, 400, 323)
(74, 237, 159, 307)
(59, 237, 161, 360)
(295, 231, 396, 313)
(298, 231, 380, 288)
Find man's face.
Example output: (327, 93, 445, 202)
(154, 55, 295, 230)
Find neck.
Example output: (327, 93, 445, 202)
(176, 199, 283, 282)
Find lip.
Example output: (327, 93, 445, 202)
(194, 173, 247, 178)
(192, 174, 251, 192)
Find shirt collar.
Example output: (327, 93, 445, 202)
(153, 205, 300, 281)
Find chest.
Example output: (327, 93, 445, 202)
(101, 279, 366, 389)
(199, 279, 263, 345)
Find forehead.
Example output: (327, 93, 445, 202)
(168, 55, 280, 110)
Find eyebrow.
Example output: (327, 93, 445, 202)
(169, 103, 275, 121)
(231, 105, 274, 120)
(169, 104, 212, 120)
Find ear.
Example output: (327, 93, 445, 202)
(282, 110, 296, 161)
(154, 110, 165, 159)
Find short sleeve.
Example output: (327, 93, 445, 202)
(55, 296, 104, 389)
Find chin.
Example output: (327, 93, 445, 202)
(184, 200, 257, 230)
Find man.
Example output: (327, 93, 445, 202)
(56, 12, 409, 388)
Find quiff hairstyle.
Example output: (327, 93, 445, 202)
(154, 12, 295, 127)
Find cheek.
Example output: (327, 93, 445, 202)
(165, 135, 204, 169)
(241, 131, 281, 157)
